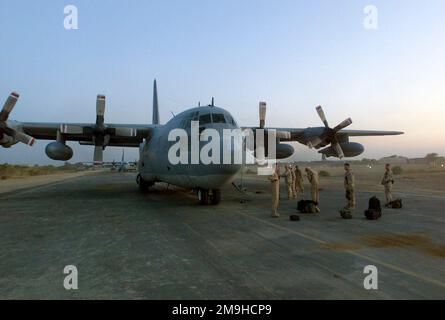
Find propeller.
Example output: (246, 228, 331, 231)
(0, 92, 36, 146)
(92, 95, 107, 164)
(60, 94, 137, 165)
(307, 105, 352, 159)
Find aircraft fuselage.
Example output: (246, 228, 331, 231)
(139, 105, 242, 190)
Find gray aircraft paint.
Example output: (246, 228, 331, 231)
(139, 105, 242, 189)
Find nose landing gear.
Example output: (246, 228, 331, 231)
(198, 188, 221, 205)
(136, 174, 153, 193)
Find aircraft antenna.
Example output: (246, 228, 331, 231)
(152, 79, 160, 124)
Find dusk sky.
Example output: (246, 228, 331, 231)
(1, 0, 444, 164)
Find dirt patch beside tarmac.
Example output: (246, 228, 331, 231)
(322, 234, 445, 258)
(361, 234, 445, 258)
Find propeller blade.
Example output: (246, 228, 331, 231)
(331, 141, 344, 159)
(333, 118, 352, 132)
(316, 105, 329, 128)
(307, 137, 322, 149)
(93, 146, 103, 165)
(60, 124, 84, 134)
(115, 127, 137, 137)
(0, 92, 19, 121)
(96, 94, 106, 126)
(259, 102, 266, 129)
(5, 127, 36, 146)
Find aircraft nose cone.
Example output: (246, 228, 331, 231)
(188, 136, 242, 189)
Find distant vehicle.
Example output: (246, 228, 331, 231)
(0, 81, 403, 204)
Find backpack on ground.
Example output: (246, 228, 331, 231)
(365, 209, 382, 220)
(369, 196, 382, 212)
(297, 200, 319, 214)
(364, 196, 382, 220)
(388, 198, 403, 209)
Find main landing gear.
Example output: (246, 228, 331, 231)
(197, 188, 221, 205)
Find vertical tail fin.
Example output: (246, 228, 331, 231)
(152, 79, 160, 124)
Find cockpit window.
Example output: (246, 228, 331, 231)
(180, 111, 197, 129)
(225, 114, 237, 126)
(199, 113, 212, 125)
(212, 113, 226, 124)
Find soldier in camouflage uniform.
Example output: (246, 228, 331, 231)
(381, 163, 394, 206)
(343, 163, 355, 211)
(294, 164, 304, 195)
(268, 164, 280, 218)
(284, 165, 294, 199)
(290, 164, 297, 199)
(305, 167, 320, 204)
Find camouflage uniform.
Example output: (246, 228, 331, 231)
(268, 170, 280, 217)
(295, 166, 304, 193)
(306, 168, 319, 204)
(276, 165, 281, 200)
(284, 166, 293, 199)
(290, 165, 297, 199)
(381, 169, 394, 205)
(344, 170, 355, 210)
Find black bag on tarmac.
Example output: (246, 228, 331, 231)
(365, 209, 382, 220)
(369, 196, 382, 211)
(389, 199, 403, 209)
(364, 196, 382, 220)
(297, 200, 318, 213)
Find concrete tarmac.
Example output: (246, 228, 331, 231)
(0, 172, 444, 299)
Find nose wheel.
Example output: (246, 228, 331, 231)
(136, 174, 152, 193)
(198, 189, 221, 205)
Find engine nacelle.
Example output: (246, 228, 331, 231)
(45, 142, 73, 161)
(253, 139, 295, 160)
(276, 143, 295, 159)
(319, 142, 364, 158)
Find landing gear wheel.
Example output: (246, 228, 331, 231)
(210, 189, 221, 205)
(137, 174, 150, 193)
(198, 189, 210, 205)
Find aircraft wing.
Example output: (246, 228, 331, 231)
(335, 129, 404, 137)
(243, 126, 403, 159)
(247, 127, 403, 142)
(19, 122, 156, 147)
(0, 88, 164, 163)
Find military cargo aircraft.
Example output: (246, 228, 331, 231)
(0, 80, 403, 204)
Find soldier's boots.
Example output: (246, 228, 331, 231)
(340, 208, 353, 219)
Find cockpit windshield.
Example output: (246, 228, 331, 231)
(199, 113, 212, 125)
(212, 113, 226, 124)
(179, 110, 237, 128)
(225, 114, 237, 126)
